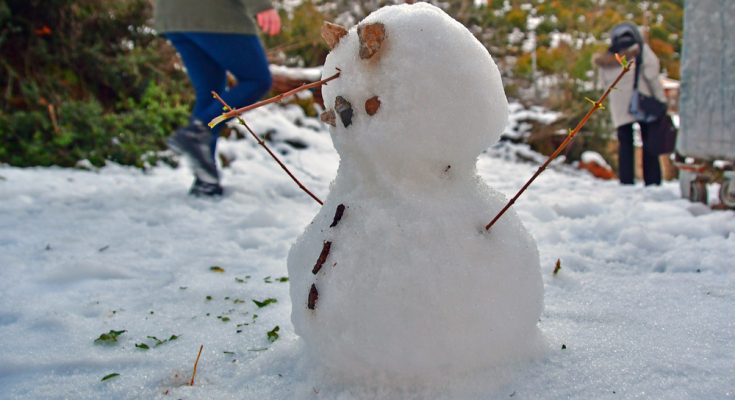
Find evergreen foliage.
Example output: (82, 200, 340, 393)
(0, 0, 191, 168)
(1, 0, 683, 169)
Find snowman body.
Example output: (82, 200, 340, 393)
(288, 3, 543, 380)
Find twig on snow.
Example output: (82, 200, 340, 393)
(189, 344, 204, 386)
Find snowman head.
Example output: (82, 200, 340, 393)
(320, 3, 508, 181)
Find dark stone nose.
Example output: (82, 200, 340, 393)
(335, 96, 354, 127)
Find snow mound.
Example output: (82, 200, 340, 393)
(2, 95, 735, 400)
(321, 2, 509, 185)
(288, 3, 544, 385)
(581, 151, 611, 169)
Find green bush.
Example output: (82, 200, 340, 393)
(0, 82, 188, 168)
(0, 0, 191, 168)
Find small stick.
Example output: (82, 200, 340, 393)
(211, 92, 324, 205)
(312, 241, 332, 274)
(209, 71, 341, 128)
(308, 284, 319, 310)
(189, 344, 204, 386)
(330, 204, 346, 227)
(485, 58, 633, 231)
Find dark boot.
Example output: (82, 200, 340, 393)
(167, 120, 219, 185)
(188, 178, 224, 197)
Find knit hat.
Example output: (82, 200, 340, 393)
(608, 22, 643, 53)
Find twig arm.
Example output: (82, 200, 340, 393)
(211, 91, 324, 206)
(485, 59, 633, 231)
(209, 70, 341, 128)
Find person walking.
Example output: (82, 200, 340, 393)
(154, 0, 281, 196)
(594, 22, 666, 186)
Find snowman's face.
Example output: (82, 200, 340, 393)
(319, 3, 509, 176)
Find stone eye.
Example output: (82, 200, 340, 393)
(334, 96, 354, 127)
(320, 95, 381, 128)
(365, 96, 380, 116)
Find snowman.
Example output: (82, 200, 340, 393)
(287, 3, 544, 381)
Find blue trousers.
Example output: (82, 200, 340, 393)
(617, 122, 661, 185)
(166, 33, 272, 153)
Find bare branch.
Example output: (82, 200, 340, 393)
(209, 71, 341, 128)
(485, 60, 634, 231)
(211, 91, 324, 206)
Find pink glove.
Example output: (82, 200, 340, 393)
(256, 9, 281, 36)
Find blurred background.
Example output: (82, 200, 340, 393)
(0, 0, 683, 175)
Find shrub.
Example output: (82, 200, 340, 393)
(0, 0, 191, 168)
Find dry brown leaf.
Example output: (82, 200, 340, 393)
(321, 21, 348, 50)
(320, 109, 336, 127)
(365, 96, 381, 116)
(358, 23, 386, 60)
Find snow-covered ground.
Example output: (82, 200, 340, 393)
(1, 104, 734, 399)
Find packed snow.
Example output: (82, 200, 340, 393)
(2, 98, 735, 399)
(269, 65, 323, 82)
(502, 102, 561, 141)
(580, 151, 612, 169)
(288, 3, 543, 383)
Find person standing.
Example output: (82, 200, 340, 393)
(594, 23, 666, 186)
(154, 0, 281, 196)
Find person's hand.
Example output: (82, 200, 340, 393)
(256, 9, 281, 36)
